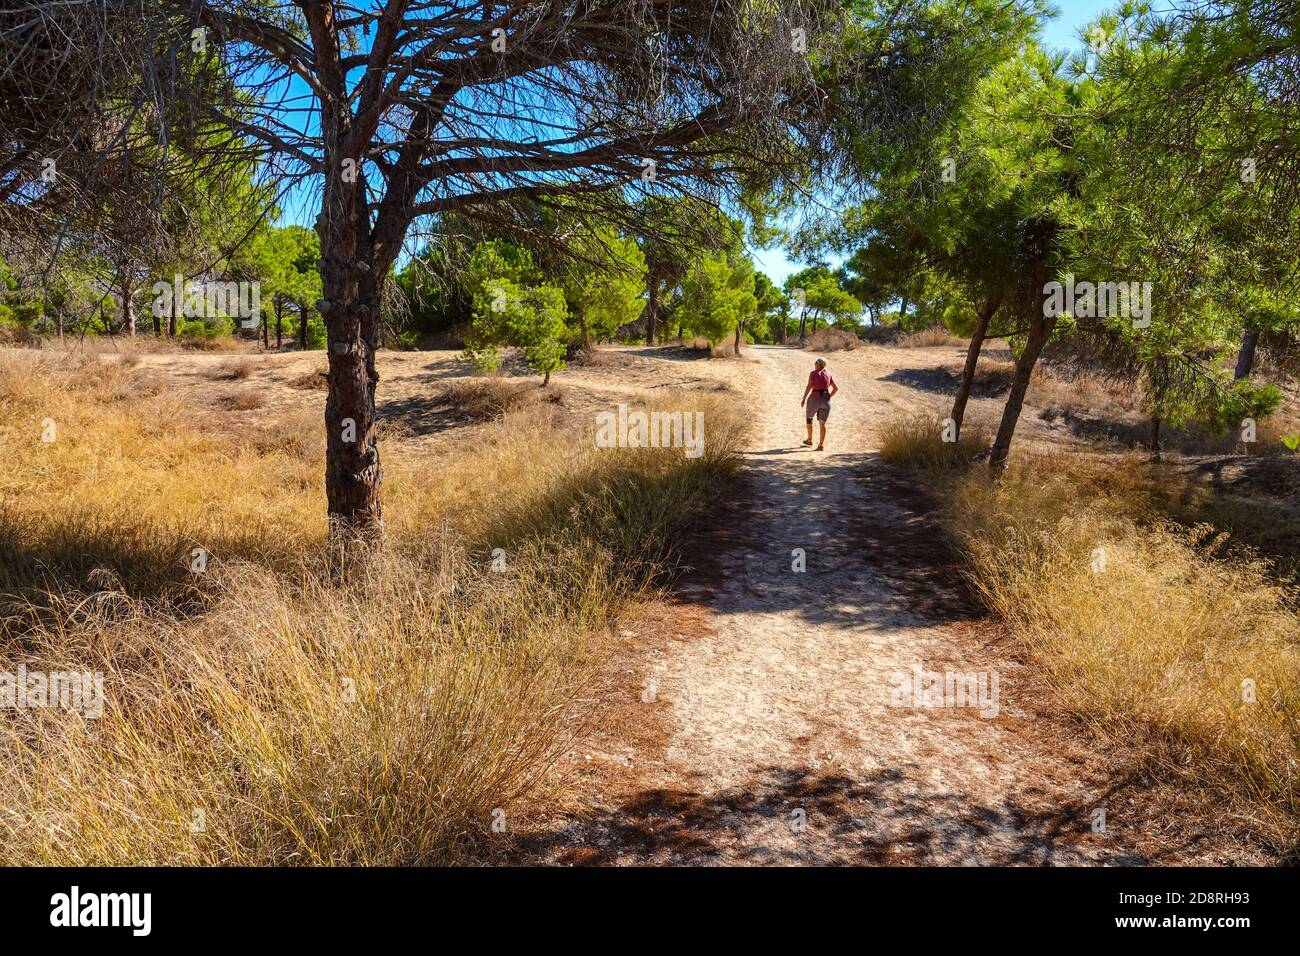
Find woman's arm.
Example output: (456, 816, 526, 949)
(800, 382, 811, 405)
(829, 381, 839, 398)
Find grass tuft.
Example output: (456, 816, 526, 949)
(435, 377, 563, 422)
(879, 413, 989, 472)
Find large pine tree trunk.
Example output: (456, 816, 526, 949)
(323, 282, 383, 546)
(733, 321, 742, 356)
(319, 173, 384, 552)
(950, 294, 999, 439)
(1234, 328, 1259, 381)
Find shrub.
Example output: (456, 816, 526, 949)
(215, 357, 254, 381)
(225, 390, 265, 410)
(435, 377, 563, 422)
(897, 326, 964, 348)
(290, 368, 329, 390)
(803, 327, 860, 352)
(860, 324, 904, 344)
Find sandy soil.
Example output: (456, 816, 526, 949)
(512, 343, 1268, 865)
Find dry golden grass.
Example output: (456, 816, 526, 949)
(10, 334, 248, 354)
(802, 327, 860, 352)
(879, 413, 990, 471)
(224, 389, 265, 410)
(0, 350, 743, 864)
(289, 367, 329, 390)
(435, 376, 564, 422)
(570, 343, 635, 368)
(870, 410, 1300, 854)
(1030, 365, 1138, 416)
(880, 413, 1300, 853)
(215, 357, 255, 381)
(177, 335, 245, 352)
(897, 326, 964, 348)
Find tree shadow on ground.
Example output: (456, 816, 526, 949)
(378, 391, 475, 437)
(879, 365, 1011, 399)
(672, 448, 986, 630)
(512, 764, 1196, 866)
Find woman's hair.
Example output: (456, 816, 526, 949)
(814, 357, 826, 367)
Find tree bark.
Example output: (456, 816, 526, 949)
(118, 268, 135, 336)
(1149, 415, 1162, 461)
(645, 273, 659, 345)
(1234, 328, 1259, 381)
(319, 170, 384, 552)
(733, 320, 742, 356)
(898, 296, 908, 329)
(989, 311, 1055, 472)
(261, 307, 269, 348)
(275, 296, 284, 349)
(950, 294, 999, 439)
(989, 221, 1059, 473)
(797, 308, 808, 345)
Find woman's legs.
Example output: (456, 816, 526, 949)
(805, 419, 814, 443)
(818, 420, 827, 449)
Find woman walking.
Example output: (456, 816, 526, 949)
(800, 357, 838, 450)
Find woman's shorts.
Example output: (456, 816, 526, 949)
(806, 392, 831, 422)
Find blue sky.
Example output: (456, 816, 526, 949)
(752, 0, 1116, 284)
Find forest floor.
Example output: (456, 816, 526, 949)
(79, 338, 1286, 865)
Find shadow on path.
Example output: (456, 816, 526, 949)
(513, 764, 1197, 866)
(673, 444, 985, 630)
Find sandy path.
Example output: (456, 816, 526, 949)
(630, 345, 1105, 864)
(524, 343, 1259, 866)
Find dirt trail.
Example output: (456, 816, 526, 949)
(521, 343, 1263, 866)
